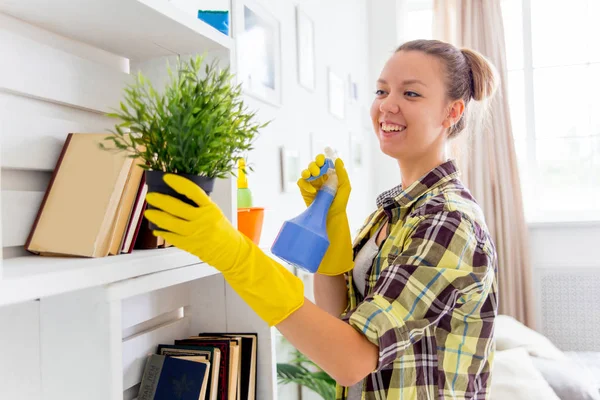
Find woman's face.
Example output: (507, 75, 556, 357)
(370, 50, 457, 162)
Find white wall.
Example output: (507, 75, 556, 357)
(234, 0, 374, 247)
(235, 1, 373, 398)
(230, 5, 377, 388)
(366, 0, 405, 197)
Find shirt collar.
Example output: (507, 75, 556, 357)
(376, 160, 460, 209)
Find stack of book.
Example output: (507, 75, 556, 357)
(138, 332, 257, 400)
(25, 133, 168, 257)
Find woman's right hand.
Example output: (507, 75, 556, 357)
(297, 154, 351, 217)
(297, 154, 355, 276)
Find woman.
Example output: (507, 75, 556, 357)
(144, 39, 499, 400)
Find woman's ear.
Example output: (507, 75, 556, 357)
(442, 99, 465, 128)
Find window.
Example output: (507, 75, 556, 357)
(404, 0, 600, 222)
(403, 0, 434, 41)
(502, 0, 600, 222)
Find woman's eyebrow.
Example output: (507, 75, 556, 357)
(403, 79, 427, 87)
(376, 78, 428, 87)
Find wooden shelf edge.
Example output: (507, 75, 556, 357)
(0, 248, 210, 307)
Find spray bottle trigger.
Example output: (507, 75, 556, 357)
(305, 158, 335, 182)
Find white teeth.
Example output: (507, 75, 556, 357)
(381, 123, 406, 133)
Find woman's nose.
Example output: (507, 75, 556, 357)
(379, 96, 400, 114)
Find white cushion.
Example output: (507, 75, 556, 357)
(531, 356, 600, 400)
(491, 348, 560, 400)
(494, 315, 566, 360)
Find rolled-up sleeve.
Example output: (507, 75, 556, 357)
(342, 210, 495, 371)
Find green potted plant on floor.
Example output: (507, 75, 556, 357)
(277, 349, 336, 400)
(101, 55, 267, 227)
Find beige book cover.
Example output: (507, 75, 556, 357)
(107, 161, 144, 255)
(25, 133, 133, 257)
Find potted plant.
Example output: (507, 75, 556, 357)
(101, 55, 267, 228)
(277, 349, 336, 400)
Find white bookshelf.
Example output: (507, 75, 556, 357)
(0, 1, 276, 399)
(0, 0, 233, 60)
(0, 248, 216, 307)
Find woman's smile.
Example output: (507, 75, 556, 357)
(379, 121, 407, 139)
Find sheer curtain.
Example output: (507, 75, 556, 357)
(433, 0, 535, 328)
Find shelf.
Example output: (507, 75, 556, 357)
(0, 0, 233, 61)
(0, 248, 215, 306)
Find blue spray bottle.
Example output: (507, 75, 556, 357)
(271, 147, 338, 273)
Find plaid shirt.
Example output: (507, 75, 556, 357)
(338, 160, 498, 400)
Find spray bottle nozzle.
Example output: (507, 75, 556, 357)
(305, 147, 338, 182)
(324, 146, 337, 161)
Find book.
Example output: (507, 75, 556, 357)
(175, 338, 236, 400)
(25, 133, 133, 257)
(156, 332, 257, 400)
(157, 344, 221, 400)
(190, 336, 241, 400)
(121, 174, 148, 253)
(134, 215, 173, 250)
(171, 356, 211, 400)
(138, 354, 209, 400)
(195, 333, 257, 400)
(107, 160, 145, 255)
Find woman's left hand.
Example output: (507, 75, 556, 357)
(144, 173, 305, 326)
(144, 173, 243, 273)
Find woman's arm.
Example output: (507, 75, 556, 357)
(313, 274, 348, 317)
(276, 299, 378, 387)
(143, 174, 376, 386)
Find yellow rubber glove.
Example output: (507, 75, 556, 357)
(297, 155, 354, 276)
(144, 174, 304, 327)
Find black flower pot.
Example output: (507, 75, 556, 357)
(145, 170, 215, 231)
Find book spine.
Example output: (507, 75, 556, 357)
(137, 355, 164, 400)
(24, 133, 74, 253)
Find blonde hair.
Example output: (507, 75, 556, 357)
(396, 39, 499, 138)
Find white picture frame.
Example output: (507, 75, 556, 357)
(349, 132, 364, 172)
(233, 0, 282, 106)
(279, 147, 301, 193)
(328, 68, 345, 119)
(295, 6, 316, 91)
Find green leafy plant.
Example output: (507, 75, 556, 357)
(101, 54, 268, 179)
(277, 350, 336, 400)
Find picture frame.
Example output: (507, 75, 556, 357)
(233, 0, 282, 106)
(347, 74, 359, 102)
(295, 6, 316, 91)
(349, 132, 364, 172)
(279, 147, 301, 193)
(327, 68, 345, 119)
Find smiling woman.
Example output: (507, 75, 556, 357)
(371, 41, 497, 188)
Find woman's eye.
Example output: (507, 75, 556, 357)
(374, 89, 386, 96)
(405, 91, 420, 98)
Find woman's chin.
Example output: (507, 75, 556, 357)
(378, 137, 407, 159)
